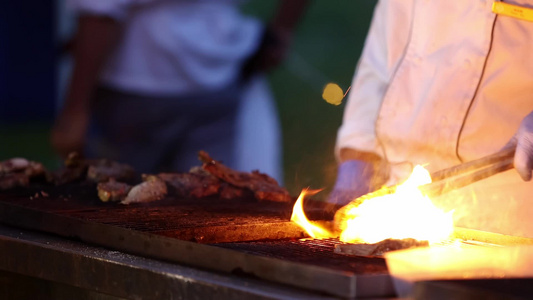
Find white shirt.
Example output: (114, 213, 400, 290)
(337, 0, 533, 237)
(69, 0, 262, 95)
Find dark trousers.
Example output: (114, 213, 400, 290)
(87, 84, 242, 174)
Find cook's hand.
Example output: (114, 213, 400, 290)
(510, 111, 533, 181)
(50, 104, 90, 158)
(257, 25, 292, 72)
(327, 160, 379, 206)
(242, 26, 292, 78)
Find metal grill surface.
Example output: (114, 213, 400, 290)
(0, 183, 396, 298)
(5, 183, 530, 298)
(0, 184, 305, 243)
(215, 238, 388, 274)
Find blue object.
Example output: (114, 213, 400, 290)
(0, 0, 55, 122)
(328, 160, 375, 206)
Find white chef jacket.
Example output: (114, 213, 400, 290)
(69, 0, 262, 96)
(337, 0, 533, 237)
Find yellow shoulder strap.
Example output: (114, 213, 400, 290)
(492, 1, 533, 22)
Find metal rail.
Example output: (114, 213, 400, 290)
(0, 224, 337, 300)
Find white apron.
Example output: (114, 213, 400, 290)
(337, 0, 533, 237)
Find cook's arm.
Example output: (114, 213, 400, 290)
(244, 0, 310, 75)
(51, 15, 120, 158)
(336, 0, 414, 162)
(270, 0, 310, 34)
(330, 1, 413, 204)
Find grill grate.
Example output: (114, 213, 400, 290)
(0, 184, 302, 243)
(0, 184, 509, 276)
(215, 238, 389, 274)
(215, 237, 507, 275)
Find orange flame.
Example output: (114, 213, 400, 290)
(290, 165, 454, 245)
(290, 189, 335, 239)
(336, 165, 454, 244)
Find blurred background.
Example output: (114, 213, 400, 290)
(0, 0, 377, 199)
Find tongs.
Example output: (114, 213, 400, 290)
(419, 147, 516, 197)
(307, 147, 516, 220)
(330, 147, 516, 223)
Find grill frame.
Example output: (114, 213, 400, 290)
(2, 184, 532, 298)
(0, 185, 396, 298)
(0, 224, 338, 300)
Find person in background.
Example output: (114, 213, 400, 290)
(329, 1, 533, 237)
(51, 0, 309, 183)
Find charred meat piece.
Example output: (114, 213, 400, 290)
(47, 165, 87, 185)
(47, 152, 91, 185)
(64, 152, 84, 168)
(0, 158, 45, 177)
(334, 238, 429, 257)
(87, 159, 136, 183)
(0, 158, 31, 174)
(370, 238, 429, 256)
(198, 151, 291, 202)
(121, 175, 167, 205)
(97, 179, 132, 202)
(0, 173, 30, 190)
(157, 171, 220, 198)
(0, 158, 47, 190)
(24, 161, 46, 177)
(219, 182, 253, 200)
(48, 152, 136, 185)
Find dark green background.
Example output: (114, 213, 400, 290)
(0, 1, 378, 200)
(245, 1, 377, 198)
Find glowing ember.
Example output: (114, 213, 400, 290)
(336, 165, 454, 244)
(290, 189, 335, 239)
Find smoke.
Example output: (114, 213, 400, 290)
(432, 169, 533, 238)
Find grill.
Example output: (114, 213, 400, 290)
(0, 183, 396, 298)
(1, 183, 531, 298)
(216, 238, 387, 274)
(0, 183, 304, 244)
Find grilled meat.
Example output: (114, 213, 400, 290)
(0, 158, 45, 176)
(334, 238, 429, 256)
(0, 173, 30, 190)
(0, 158, 47, 190)
(47, 153, 91, 185)
(98, 167, 255, 204)
(87, 159, 136, 183)
(47, 165, 87, 185)
(219, 183, 253, 200)
(121, 175, 167, 205)
(199, 151, 291, 203)
(2, 151, 292, 204)
(157, 170, 220, 198)
(370, 238, 428, 256)
(0, 158, 30, 174)
(48, 152, 136, 185)
(97, 179, 132, 202)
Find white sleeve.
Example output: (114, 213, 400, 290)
(335, 0, 413, 161)
(67, 0, 153, 20)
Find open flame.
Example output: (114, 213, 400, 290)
(338, 165, 454, 244)
(290, 189, 335, 239)
(291, 165, 454, 244)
